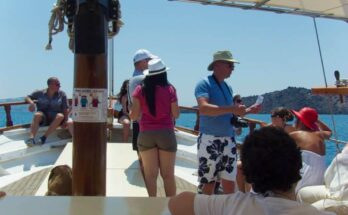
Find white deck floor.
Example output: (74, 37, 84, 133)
(36, 142, 148, 197)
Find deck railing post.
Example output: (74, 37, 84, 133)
(194, 111, 199, 131)
(4, 105, 13, 127)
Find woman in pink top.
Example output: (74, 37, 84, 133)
(130, 58, 180, 197)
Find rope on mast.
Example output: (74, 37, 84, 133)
(45, 0, 67, 50)
(46, 0, 123, 52)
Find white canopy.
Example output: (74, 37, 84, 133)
(169, 0, 348, 22)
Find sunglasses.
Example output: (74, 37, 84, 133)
(235, 99, 242, 103)
(54, 82, 61, 87)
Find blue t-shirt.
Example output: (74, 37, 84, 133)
(194, 75, 234, 137)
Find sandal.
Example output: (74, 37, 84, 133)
(25, 138, 35, 147)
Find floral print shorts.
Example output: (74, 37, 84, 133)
(197, 133, 237, 183)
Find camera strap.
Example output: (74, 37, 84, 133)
(212, 75, 232, 104)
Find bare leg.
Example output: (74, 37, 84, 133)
(43, 113, 64, 138)
(221, 179, 235, 194)
(159, 150, 176, 196)
(121, 118, 130, 142)
(67, 120, 73, 136)
(140, 148, 159, 197)
(236, 161, 246, 192)
(29, 112, 44, 138)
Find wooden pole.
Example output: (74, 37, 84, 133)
(72, 1, 108, 196)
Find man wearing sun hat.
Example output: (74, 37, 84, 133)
(290, 107, 332, 193)
(194, 50, 261, 195)
(128, 49, 157, 169)
(132, 49, 157, 77)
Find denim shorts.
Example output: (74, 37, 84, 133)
(137, 129, 177, 152)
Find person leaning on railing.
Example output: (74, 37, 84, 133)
(25, 77, 69, 146)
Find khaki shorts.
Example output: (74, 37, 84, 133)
(137, 129, 177, 152)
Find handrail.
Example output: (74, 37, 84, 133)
(0, 100, 29, 128)
(176, 105, 200, 134)
(0, 101, 28, 107)
(0, 101, 200, 134)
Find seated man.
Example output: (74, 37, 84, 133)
(25, 77, 69, 146)
(169, 127, 334, 215)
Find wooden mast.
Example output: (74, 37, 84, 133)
(72, 0, 108, 196)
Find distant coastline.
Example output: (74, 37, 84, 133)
(241, 87, 348, 114)
(1, 86, 348, 114)
(189, 87, 348, 114)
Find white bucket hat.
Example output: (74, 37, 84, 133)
(146, 58, 169, 76)
(133, 49, 157, 63)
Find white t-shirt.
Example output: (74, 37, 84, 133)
(194, 192, 334, 215)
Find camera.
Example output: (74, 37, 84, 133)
(230, 115, 249, 128)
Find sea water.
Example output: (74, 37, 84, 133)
(1, 98, 347, 166)
(176, 112, 348, 166)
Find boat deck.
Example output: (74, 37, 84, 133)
(0, 126, 197, 200)
(0, 167, 51, 195)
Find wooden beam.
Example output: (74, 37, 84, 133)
(72, 1, 107, 196)
(311, 86, 348, 95)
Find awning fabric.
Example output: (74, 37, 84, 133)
(169, 0, 348, 22)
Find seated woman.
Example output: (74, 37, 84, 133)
(116, 80, 131, 142)
(297, 143, 348, 215)
(290, 107, 332, 193)
(245, 107, 295, 133)
(169, 127, 333, 215)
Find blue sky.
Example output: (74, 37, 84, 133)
(1, 0, 348, 106)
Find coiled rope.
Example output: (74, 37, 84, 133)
(45, 0, 68, 50)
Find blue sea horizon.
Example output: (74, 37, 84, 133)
(1, 97, 347, 166)
(176, 112, 348, 167)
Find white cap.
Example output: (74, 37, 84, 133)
(133, 49, 157, 63)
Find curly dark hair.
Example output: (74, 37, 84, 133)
(241, 127, 302, 195)
(271, 107, 294, 122)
